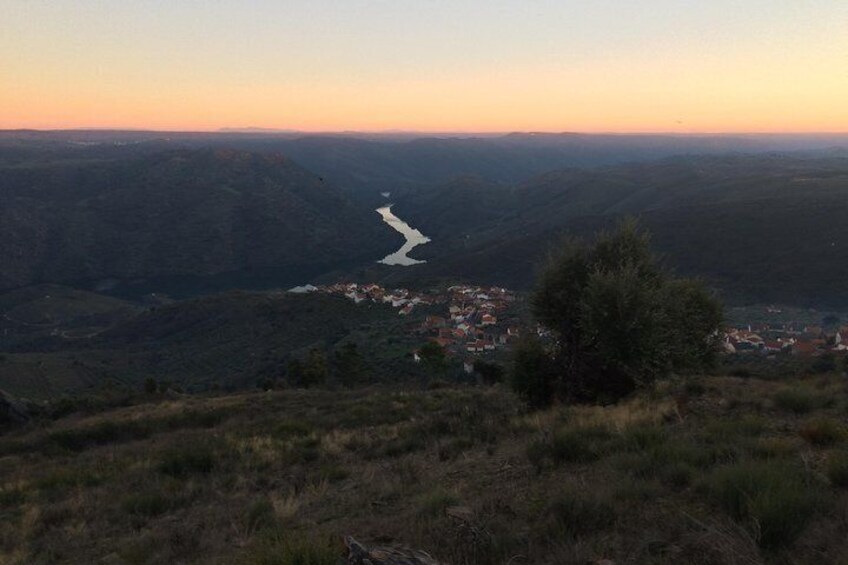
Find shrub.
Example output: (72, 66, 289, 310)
(246, 531, 339, 565)
(245, 498, 277, 533)
(122, 492, 171, 518)
(437, 437, 474, 461)
(825, 451, 848, 488)
(473, 359, 505, 385)
(752, 437, 798, 459)
(551, 427, 607, 463)
(511, 335, 556, 408)
(272, 420, 312, 439)
(287, 436, 322, 464)
(418, 489, 460, 518)
(611, 451, 658, 481)
(317, 463, 349, 483)
(611, 477, 662, 502)
(661, 461, 694, 488)
(683, 378, 706, 396)
(0, 488, 24, 507)
(546, 489, 615, 537)
(143, 377, 158, 394)
(705, 461, 823, 549)
(48, 420, 151, 451)
(528, 425, 612, 470)
(618, 424, 668, 451)
(418, 341, 448, 374)
(799, 418, 846, 446)
(163, 408, 230, 430)
(287, 349, 329, 388)
(811, 353, 838, 374)
(703, 415, 766, 442)
(773, 388, 821, 414)
(35, 468, 104, 492)
(158, 443, 216, 477)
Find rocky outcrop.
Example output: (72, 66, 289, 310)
(344, 536, 440, 565)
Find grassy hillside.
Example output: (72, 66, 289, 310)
(1, 375, 847, 563)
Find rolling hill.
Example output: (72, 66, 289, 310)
(5, 130, 847, 202)
(0, 291, 422, 400)
(390, 155, 848, 307)
(0, 148, 397, 296)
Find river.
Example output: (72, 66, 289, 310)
(376, 205, 431, 266)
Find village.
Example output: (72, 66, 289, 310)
(291, 283, 848, 364)
(723, 322, 848, 357)
(289, 282, 526, 364)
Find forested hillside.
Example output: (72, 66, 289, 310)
(0, 149, 396, 295)
(391, 155, 848, 307)
(0, 292, 419, 400)
(3, 134, 848, 306)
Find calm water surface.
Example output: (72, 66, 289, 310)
(376, 205, 431, 266)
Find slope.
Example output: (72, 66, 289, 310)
(0, 149, 397, 296)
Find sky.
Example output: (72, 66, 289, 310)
(2, 0, 847, 133)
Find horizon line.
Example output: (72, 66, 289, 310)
(4, 127, 848, 137)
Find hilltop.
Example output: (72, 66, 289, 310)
(1, 375, 847, 563)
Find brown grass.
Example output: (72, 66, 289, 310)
(0, 376, 846, 563)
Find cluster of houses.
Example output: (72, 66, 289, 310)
(290, 282, 443, 314)
(724, 324, 848, 356)
(292, 282, 848, 363)
(288, 282, 524, 364)
(416, 285, 521, 358)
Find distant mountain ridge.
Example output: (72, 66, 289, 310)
(4, 130, 848, 201)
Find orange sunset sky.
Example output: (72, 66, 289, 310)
(2, 1, 847, 133)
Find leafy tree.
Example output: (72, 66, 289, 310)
(473, 359, 505, 385)
(143, 377, 157, 395)
(285, 350, 328, 388)
(811, 352, 837, 374)
(301, 349, 328, 388)
(333, 342, 365, 386)
(418, 341, 448, 373)
(511, 335, 557, 408)
(517, 219, 722, 404)
(286, 358, 305, 385)
(256, 377, 275, 391)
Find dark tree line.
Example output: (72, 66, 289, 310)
(270, 343, 367, 390)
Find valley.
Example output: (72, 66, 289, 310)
(7, 3, 848, 563)
(2, 131, 848, 564)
